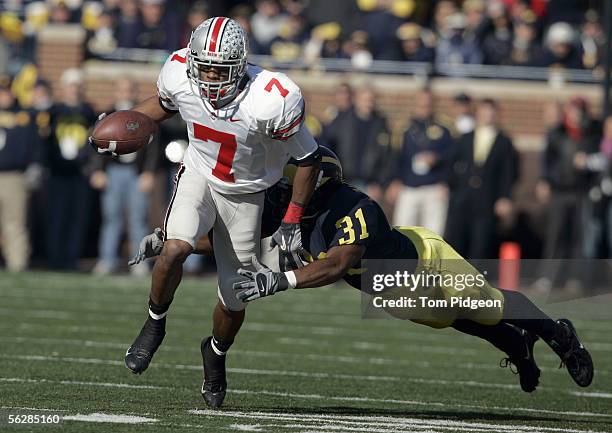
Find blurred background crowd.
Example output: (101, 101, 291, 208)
(0, 0, 607, 73)
(0, 0, 610, 296)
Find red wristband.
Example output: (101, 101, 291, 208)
(283, 202, 305, 224)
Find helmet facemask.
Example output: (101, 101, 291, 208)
(187, 52, 246, 108)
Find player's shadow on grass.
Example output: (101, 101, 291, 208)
(233, 404, 607, 428)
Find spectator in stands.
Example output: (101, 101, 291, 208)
(303, 21, 343, 62)
(361, 0, 405, 61)
(507, 0, 541, 23)
(179, 1, 210, 48)
(342, 31, 374, 70)
(137, 0, 179, 51)
(115, 0, 140, 49)
(305, 0, 360, 36)
(481, 2, 513, 65)
(30, 80, 53, 112)
(387, 89, 454, 234)
(452, 92, 475, 135)
(29, 79, 53, 263)
(436, 12, 483, 69)
(269, 12, 308, 62)
(324, 86, 392, 201)
(580, 9, 604, 70)
(507, 9, 544, 67)
(542, 22, 583, 69)
(44, 68, 96, 270)
(90, 77, 157, 276)
(231, 4, 262, 55)
(102, 0, 121, 14)
(0, 77, 41, 271)
(462, 0, 488, 45)
(85, 6, 118, 58)
(48, 1, 73, 24)
(599, 116, 612, 257)
(445, 99, 518, 258)
(573, 114, 611, 261)
(396, 23, 435, 63)
(0, 35, 8, 76)
(250, 0, 287, 54)
(534, 97, 599, 293)
(323, 82, 352, 124)
(433, 0, 458, 33)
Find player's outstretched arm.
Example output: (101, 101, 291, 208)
(291, 244, 365, 289)
(133, 95, 176, 123)
(234, 245, 365, 302)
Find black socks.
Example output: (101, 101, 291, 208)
(500, 289, 560, 344)
(210, 334, 233, 356)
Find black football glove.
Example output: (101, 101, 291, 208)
(269, 222, 306, 272)
(128, 228, 164, 266)
(233, 257, 290, 302)
(89, 113, 118, 157)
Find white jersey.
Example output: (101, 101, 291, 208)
(157, 48, 318, 194)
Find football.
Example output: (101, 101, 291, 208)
(90, 110, 158, 155)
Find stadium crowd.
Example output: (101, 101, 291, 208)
(0, 0, 606, 73)
(0, 0, 610, 297)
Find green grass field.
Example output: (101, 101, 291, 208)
(0, 271, 611, 433)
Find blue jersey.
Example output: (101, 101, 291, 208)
(0, 107, 41, 171)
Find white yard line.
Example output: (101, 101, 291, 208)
(0, 306, 466, 344)
(0, 377, 169, 390)
(1, 376, 610, 420)
(63, 413, 157, 424)
(0, 353, 552, 391)
(5, 353, 609, 395)
(570, 391, 612, 399)
(190, 409, 609, 433)
(0, 405, 68, 412)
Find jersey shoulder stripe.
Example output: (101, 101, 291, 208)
(269, 105, 305, 140)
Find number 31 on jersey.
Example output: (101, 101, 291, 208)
(336, 208, 369, 245)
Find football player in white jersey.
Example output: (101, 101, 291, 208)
(116, 17, 321, 408)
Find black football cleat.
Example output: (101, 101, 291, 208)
(125, 318, 165, 374)
(550, 319, 594, 387)
(500, 328, 541, 393)
(201, 337, 227, 409)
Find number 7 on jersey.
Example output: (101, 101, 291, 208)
(193, 123, 237, 183)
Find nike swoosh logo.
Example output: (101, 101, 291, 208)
(229, 117, 241, 122)
(256, 274, 268, 294)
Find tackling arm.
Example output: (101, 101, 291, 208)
(292, 244, 365, 288)
(233, 244, 366, 303)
